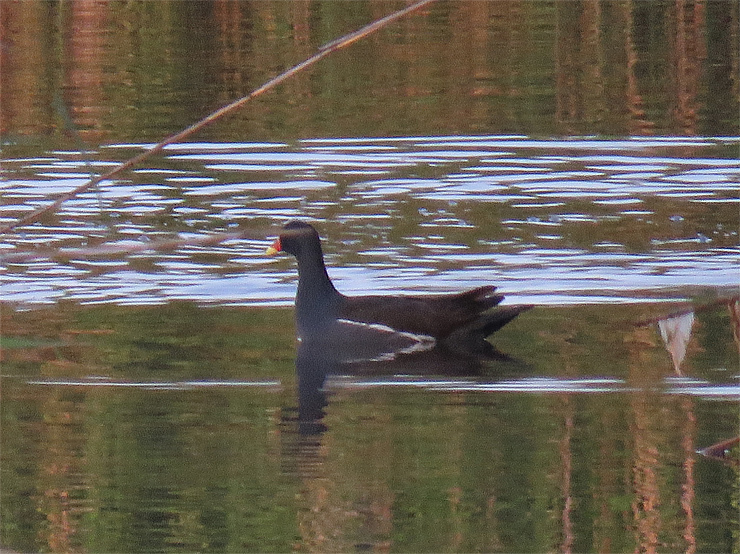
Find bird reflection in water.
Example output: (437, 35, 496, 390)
(291, 330, 527, 436)
(280, 328, 528, 484)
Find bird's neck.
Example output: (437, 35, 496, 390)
(294, 245, 341, 334)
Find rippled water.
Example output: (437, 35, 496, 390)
(1, 136, 738, 307)
(3, 2, 739, 550)
(2, 136, 739, 552)
(11, 375, 738, 400)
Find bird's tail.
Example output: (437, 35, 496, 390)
(443, 304, 533, 358)
(478, 305, 533, 337)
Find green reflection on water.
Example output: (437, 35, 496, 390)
(1, 301, 737, 552)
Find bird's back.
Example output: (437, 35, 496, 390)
(338, 285, 507, 339)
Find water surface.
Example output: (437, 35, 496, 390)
(1, 1, 739, 552)
(1, 300, 738, 553)
(1, 137, 738, 307)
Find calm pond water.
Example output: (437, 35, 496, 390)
(0, 300, 738, 553)
(2, 1, 739, 553)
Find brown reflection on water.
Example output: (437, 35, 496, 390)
(65, 0, 110, 142)
(626, 326, 666, 553)
(731, 299, 740, 355)
(680, 396, 697, 554)
(24, 385, 86, 554)
(2, 0, 738, 141)
(625, 322, 702, 554)
(549, 329, 579, 554)
(624, 2, 655, 135)
(670, 0, 705, 135)
(591, 391, 627, 554)
(556, 395, 575, 554)
(555, 1, 607, 133)
(0, 1, 52, 136)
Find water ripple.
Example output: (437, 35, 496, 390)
(328, 375, 740, 401)
(2, 136, 738, 306)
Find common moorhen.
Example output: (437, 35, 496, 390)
(267, 221, 530, 361)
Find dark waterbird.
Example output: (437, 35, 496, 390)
(267, 221, 531, 363)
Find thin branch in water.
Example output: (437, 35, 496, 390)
(0, 0, 436, 235)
